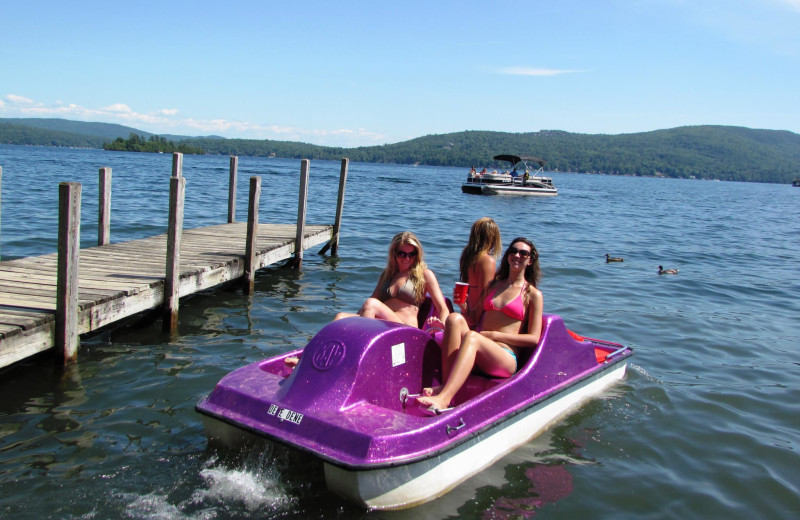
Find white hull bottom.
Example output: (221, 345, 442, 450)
(325, 363, 627, 510)
(482, 186, 557, 196)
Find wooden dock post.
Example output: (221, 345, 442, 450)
(163, 153, 185, 333)
(56, 182, 81, 363)
(319, 158, 348, 256)
(228, 156, 238, 223)
(289, 159, 310, 269)
(0, 165, 3, 261)
(98, 167, 112, 246)
(243, 176, 261, 294)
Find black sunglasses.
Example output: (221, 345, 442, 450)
(509, 246, 531, 259)
(396, 250, 418, 259)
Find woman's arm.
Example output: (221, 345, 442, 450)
(463, 253, 495, 327)
(369, 277, 384, 300)
(424, 269, 450, 324)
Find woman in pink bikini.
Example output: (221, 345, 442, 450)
(417, 237, 543, 413)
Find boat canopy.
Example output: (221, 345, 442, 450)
(493, 155, 546, 168)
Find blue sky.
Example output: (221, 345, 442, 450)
(2, 0, 798, 147)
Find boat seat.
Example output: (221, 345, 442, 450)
(416, 296, 454, 329)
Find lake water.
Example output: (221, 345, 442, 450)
(0, 145, 798, 519)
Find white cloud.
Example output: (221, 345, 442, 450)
(6, 94, 39, 105)
(0, 94, 388, 146)
(776, 0, 800, 11)
(102, 103, 134, 113)
(496, 67, 579, 76)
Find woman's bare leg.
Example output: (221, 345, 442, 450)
(440, 313, 470, 382)
(422, 313, 470, 396)
(418, 332, 515, 410)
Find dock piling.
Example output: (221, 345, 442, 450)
(164, 153, 185, 333)
(228, 156, 238, 223)
(289, 159, 310, 269)
(0, 165, 3, 261)
(319, 158, 348, 256)
(56, 182, 81, 363)
(244, 176, 261, 294)
(98, 167, 112, 246)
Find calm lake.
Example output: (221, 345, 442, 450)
(0, 145, 798, 519)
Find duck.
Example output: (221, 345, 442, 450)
(658, 265, 679, 275)
(606, 253, 624, 263)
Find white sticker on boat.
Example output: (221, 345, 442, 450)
(277, 407, 303, 425)
(392, 342, 406, 367)
(267, 404, 279, 416)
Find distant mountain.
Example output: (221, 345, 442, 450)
(0, 118, 154, 140)
(1, 118, 798, 184)
(0, 118, 224, 142)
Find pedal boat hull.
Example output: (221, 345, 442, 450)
(196, 314, 632, 509)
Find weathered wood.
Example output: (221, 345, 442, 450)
(243, 176, 261, 294)
(56, 182, 81, 363)
(98, 167, 112, 246)
(319, 158, 349, 256)
(172, 151, 183, 178)
(290, 159, 310, 269)
(228, 156, 238, 223)
(163, 175, 185, 333)
(0, 223, 332, 368)
(0, 165, 3, 261)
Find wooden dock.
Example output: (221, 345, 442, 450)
(0, 155, 349, 370)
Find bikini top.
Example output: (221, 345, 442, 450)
(381, 277, 418, 305)
(483, 282, 526, 321)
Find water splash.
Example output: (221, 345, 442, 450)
(193, 466, 290, 511)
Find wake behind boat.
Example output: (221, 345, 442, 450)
(462, 154, 558, 196)
(196, 309, 631, 509)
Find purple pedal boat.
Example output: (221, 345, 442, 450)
(196, 313, 632, 510)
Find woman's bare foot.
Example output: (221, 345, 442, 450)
(284, 356, 299, 367)
(416, 394, 451, 411)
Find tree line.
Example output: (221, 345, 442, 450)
(103, 133, 205, 155)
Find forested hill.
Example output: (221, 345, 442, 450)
(1, 118, 798, 184)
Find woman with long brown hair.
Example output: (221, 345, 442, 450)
(457, 217, 502, 328)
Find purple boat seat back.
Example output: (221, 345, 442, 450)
(276, 317, 441, 413)
(416, 296, 454, 329)
(274, 314, 604, 415)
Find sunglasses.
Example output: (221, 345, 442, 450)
(396, 249, 418, 259)
(509, 246, 532, 259)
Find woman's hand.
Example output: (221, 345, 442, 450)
(425, 316, 445, 334)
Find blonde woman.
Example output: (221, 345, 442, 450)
(335, 231, 450, 328)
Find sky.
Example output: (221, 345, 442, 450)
(1, 0, 799, 147)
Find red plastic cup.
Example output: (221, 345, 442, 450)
(453, 282, 469, 306)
